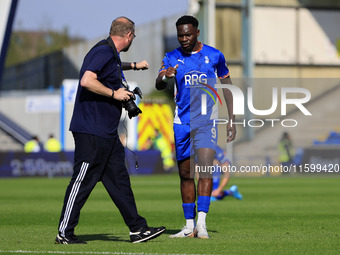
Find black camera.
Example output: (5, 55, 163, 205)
(123, 87, 143, 119)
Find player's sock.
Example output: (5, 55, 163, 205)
(182, 203, 196, 226)
(197, 196, 210, 226)
(224, 190, 232, 197)
(216, 190, 231, 199)
(197, 196, 210, 213)
(197, 211, 207, 226)
(186, 219, 195, 230)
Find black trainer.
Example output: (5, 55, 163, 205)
(55, 234, 87, 244)
(130, 226, 166, 243)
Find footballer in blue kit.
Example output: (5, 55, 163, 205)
(211, 146, 243, 201)
(156, 15, 236, 239)
(161, 41, 230, 127)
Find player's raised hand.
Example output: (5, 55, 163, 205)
(156, 64, 178, 89)
(165, 64, 179, 79)
(227, 121, 236, 143)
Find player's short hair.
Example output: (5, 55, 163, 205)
(109, 16, 135, 37)
(176, 15, 199, 28)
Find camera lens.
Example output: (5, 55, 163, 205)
(123, 100, 142, 118)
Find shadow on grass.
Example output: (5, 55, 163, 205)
(78, 233, 130, 243)
(165, 229, 217, 235)
(78, 229, 214, 242)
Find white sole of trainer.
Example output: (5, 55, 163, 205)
(131, 228, 166, 243)
(169, 232, 194, 238)
(197, 235, 210, 239)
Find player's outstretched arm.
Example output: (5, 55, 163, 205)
(221, 76, 236, 143)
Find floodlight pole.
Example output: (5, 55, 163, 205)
(206, 0, 216, 47)
(242, 0, 254, 141)
(0, 0, 19, 90)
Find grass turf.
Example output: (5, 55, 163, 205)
(0, 174, 339, 255)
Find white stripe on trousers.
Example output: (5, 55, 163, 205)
(59, 162, 89, 237)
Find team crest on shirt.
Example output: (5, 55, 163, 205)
(205, 56, 210, 64)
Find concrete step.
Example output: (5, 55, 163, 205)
(0, 129, 23, 152)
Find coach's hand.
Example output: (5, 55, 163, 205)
(112, 88, 133, 102)
(136, 60, 149, 70)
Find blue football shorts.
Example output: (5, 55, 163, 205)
(174, 122, 217, 161)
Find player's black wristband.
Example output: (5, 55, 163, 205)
(111, 90, 115, 99)
(133, 62, 138, 70)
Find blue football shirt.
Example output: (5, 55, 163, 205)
(160, 42, 230, 125)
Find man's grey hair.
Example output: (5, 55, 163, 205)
(109, 16, 135, 37)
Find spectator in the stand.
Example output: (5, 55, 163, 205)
(278, 132, 295, 167)
(24, 135, 41, 153)
(44, 134, 62, 152)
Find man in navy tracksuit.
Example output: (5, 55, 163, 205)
(55, 16, 165, 244)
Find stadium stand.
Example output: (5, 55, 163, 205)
(0, 111, 31, 151)
(234, 83, 340, 167)
(314, 131, 340, 145)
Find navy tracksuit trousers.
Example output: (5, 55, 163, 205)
(58, 132, 147, 237)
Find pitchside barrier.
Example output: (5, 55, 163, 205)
(235, 146, 340, 175)
(1, 147, 339, 178)
(300, 146, 340, 174)
(0, 150, 164, 178)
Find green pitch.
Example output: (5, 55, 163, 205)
(0, 174, 339, 255)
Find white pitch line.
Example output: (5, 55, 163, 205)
(0, 251, 207, 255)
(0, 251, 145, 255)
